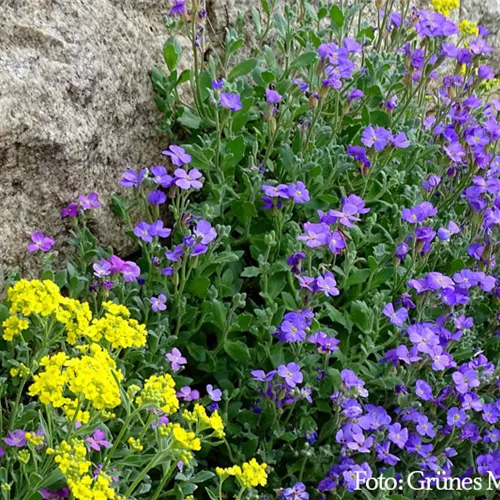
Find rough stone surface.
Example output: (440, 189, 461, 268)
(0, 0, 499, 277)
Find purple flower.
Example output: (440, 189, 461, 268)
(444, 142, 465, 163)
(391, 132, 410, 148)
(150, 166, 174, 188)
(288, 181, 310, 203)
(277, 363, 303, 388)
(174, 169, 203, 190)
(177, 386, 200, 401)
(194, 220, 217, 244)
(361, 126, 391, 150)
(347, 145, 371, 168)
(4, 430, 26, 447)
(134, 222, 154, 243)
(281, 482, 309, 499)
(162, 145, 192, 167)
(121, 261, 141, 282)
(150, 294, 167, 312)
(212, 79, 224, 90)
(169, 0, 186, 17)
(328, 204, 360, 227)
(415, 379, 434, 401)
(447, 407, 467, 427)
(297, 222, 329, 248)
(388, 423, 408, 449)
(220, 92, 243, 111)
(78, 192, 102, 210)
(382, 303, 408, 326)
(376, 441, 400, 466)
(39, 489, 70, 500)
(452, 369, 480, 394)
(86, 430, 112, 451)
(341, 369, 368, 397)
(121, 168, 146, 188)
(93, 259, 113, 278)
(60, 203, 79, 217)
(401, 201, 437, 223)
(147, 190, 167, 205)
(251, 369, 276, 382)
(348, 89, 364, 102)
(166, 348, 187, 371)
(265, 88, 282, 105)
(478, 65, 494, 80)
(395, 242, 409, 260)
(315, 272, 339, 297)
(27, 232, 54, 253)
(150, 220, 171, 239)
(206, 384, 222, 402)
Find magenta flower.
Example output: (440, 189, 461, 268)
(220, 92, 243, 111)
(150, 294, 167, 312)
(27, 232, 54, 253)
(86, 430, 111, 451)
(78, 192, 102, 210)
(277, 362, 303, 388)
(174, 169, 203, 190)
(121, 261, 141, 282)
(166, 348, 187, 371)
(4, 430, 26, 447)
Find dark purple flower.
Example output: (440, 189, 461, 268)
(212, 78, 224, 90)
(121, 168, 146, 189)
(39, 489, 70, 500)
(147, 190, 167, 205)
(60, 203, 79, 217)
(169, 0, 186, 17)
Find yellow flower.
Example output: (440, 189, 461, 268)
(459, 19, 479, 35)
(127, 437, 143, 452)
(2, 316, 29, 341)
(216, 459, 268, 488)
(10, 363, 30, 378)
(54, 440, 91, 479)
(136, 374, 179, 414)
(29, 345, 122, 412)
(182, 404, 225, 438)
(430, 0, 458, 16)
(18, 449, 30, 464)
(25, 432, 44, 447)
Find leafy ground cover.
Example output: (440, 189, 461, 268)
(1, 0, 500, 498)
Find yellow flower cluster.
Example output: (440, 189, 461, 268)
(2, 316, 29, 341)
(18, 449, 30, 464)
(127, 437, 144, 451)
(159, 422, 201, 464)
(430, 0, 458, 16)
(84, 302, 147, 349)
(182, 404, 225, 438)
(459, 19, 479, 35)
(28, 344, 122, 412)
(216, 458, 268, 488)
(53, 440, 115, 499)
(136, 374, 179, 414)
(3, 280, 147, 349)
(7, 279, 61, 317)
(25, 432, 44, 447)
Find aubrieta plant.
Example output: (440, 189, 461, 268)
(1, 0, 500, 498)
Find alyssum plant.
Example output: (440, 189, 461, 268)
(1, 0, 500, 498)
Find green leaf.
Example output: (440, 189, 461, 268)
(177, 108, 201, 129)
(188, 277, 210, 298)
(228, 59, 259, 81)
(224, 341, 251, 363)
(260, 0, 270, 16)
(346, 269, 371, 286)
(350, 300, 373, 333)
(290, 51, 318, 70)
(163, 38, 182, 71)
(330, 5, 345, 28)
(240, 267, 261, 278)
(192, 471, 215, 483)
